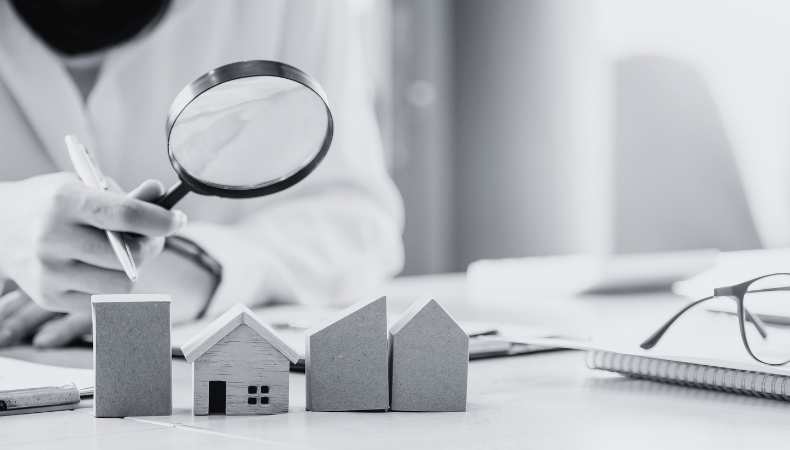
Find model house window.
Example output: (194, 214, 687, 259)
(247, 385, 270, 406)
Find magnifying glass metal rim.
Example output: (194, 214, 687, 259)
(159, 60, 334, 206)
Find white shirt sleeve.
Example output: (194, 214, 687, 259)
(177, 3, 404, 315)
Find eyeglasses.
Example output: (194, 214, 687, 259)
(641, 273, 790, 366)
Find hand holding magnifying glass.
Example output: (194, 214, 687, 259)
(71, 61, 333, 280)
(155, 60, 334, 209)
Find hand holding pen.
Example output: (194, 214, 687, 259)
(0, 140, 186, 314)
(66, 135, 140, 281)
(63, 134, 189, 284)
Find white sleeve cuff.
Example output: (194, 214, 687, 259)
(176, 222, 290, 316)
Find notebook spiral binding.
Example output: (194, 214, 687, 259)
(586, 350, 790, 401)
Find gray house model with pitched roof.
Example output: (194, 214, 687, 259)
(305, 296, 389, 411)
(389, 299, 469, 412)
(181, 304, 300, 416)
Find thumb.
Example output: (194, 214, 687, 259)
(127, 179, 166, 202)
(106, 178, 165, 202)
(32, 313, 92, 348)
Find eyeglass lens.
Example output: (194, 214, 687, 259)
(742, 274, 790, 365)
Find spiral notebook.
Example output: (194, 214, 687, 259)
(586, 349, 790, 401)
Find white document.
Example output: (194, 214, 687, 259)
(0, 356, 93, 391)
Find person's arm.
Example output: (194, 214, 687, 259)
(175, 3, 404, 315)
(130, 238, 220, 324)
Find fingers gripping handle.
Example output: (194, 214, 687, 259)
(155, 182, 190, 210)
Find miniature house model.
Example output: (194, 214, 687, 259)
(389, 299, 469, 412)
(181, 304, 300, 415)
(92, 294, 172, 418)
(305, 296, 389, 411)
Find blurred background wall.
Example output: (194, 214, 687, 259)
(356, 0, 790, 275)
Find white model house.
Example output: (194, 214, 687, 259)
(181, 304, 300, 415)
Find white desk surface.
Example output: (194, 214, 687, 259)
(3, 273, 790, 450)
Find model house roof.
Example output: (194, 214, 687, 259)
(389, 298, 464, 337)
(181, 304, 300, 363)
(307, 296, 386, 337)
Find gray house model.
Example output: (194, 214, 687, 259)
(181, 304, 300, 416)
(92, 294, 172, 418)
(389, 299, 469, 412)
(305, 296, 389, 411)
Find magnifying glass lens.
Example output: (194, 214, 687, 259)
(169, 76, 329, 190)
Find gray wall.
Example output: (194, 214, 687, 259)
(392, 0, 606, 274)
(452, 0, 606, 269)
(390, 0, 762, 275)
(612, 55, 759, 253)
(392, 0, 455, 274)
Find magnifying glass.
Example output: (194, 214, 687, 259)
(155, 60, 333, 209)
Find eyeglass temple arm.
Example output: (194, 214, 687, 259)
(640, 296, 713, 349)
(748, 286, 790, 295)
(641, 292, 771, 350)
(743, 307, 768, 339)
(729, 286, 777, 339)
(739, 287, 787, 339)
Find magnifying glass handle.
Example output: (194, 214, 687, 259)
(155, 181, 190, 210)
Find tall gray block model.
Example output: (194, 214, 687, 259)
(92, 294, 172, 417)
(389, 299, 469, 412)
(306, 296, 389, 411)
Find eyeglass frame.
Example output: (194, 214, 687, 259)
(640, 273, 790, 366)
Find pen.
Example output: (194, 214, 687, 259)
(65, 135, 139, 282)
(0, 384, 81, 415)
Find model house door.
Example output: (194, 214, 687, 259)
(209, 380, 226, 414)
